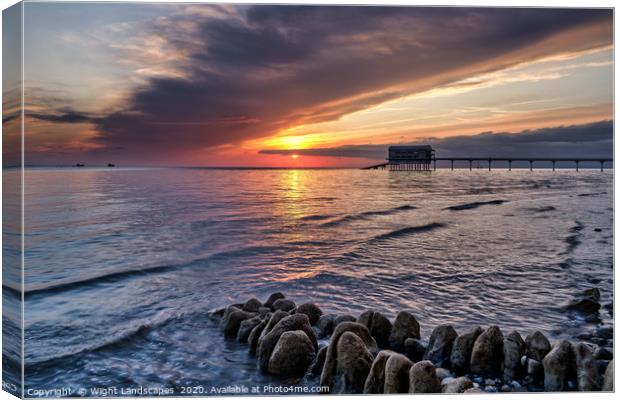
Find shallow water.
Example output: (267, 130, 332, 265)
(3, 168, 613, 395)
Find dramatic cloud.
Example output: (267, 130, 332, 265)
(80, 6, 612, 157)
(259, 120, 613, 160)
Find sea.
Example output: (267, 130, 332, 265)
(2, 168, 614, 395)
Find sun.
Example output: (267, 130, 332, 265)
(291, 154, 300, 159)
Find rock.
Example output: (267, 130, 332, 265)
(484, 386, 498, 393)
(267, 330, 316, 377)
(596, 326, 613, 340)
(389, 311, 421, 351)
(334, 314, 356, 327)
(357, 310, 393, 349)
(594, 346, 613, 360)
(259, 310, 289, 340)
(435, 368, 452, 381)
(527, 358, 544, 384)
(502, 330, 525, 382)
(602, 359, 613, 391)
(243, 298, 262, 313)
(424, 324, 458, 368)
(222, 309, 256, 338)
(308, 346, 328, 376)
(525, 331, 551, 361)
(363, 350, 394, 394)
(442, 376, 473, 393)
(573, 342, 601, 391)
(464, 387, 484, 393)
(248, 319, 268, 355)
(409, 360, 441, 393)
(384, 353, 413, 393)
(404, 338, 426, 362)
(272, 298, 296, 312)
(296, 303, 323, 325)
(258, 307, 271, 315)
(566, 289, 601, 314)
(264, 292, 285, 309)
(237, 315, 263, 342)
(321, 322, 378, 390)
(451, 326, 483, 375)
(257, 314, 317, 372)
(332, 332, 374, 394)
(500, 384, 512, 392)
(470, 326, 504, 378)
(316, 314, 336, 338)
(542, 340, 576, 391)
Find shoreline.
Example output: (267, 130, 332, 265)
(211, 290, 614, 394)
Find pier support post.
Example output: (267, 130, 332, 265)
(529, 160, 533, 171)
(552, 160, 556, 171)
(450, 160, 454, 171)
(469, 160, 472, 171)
(508, 160, 512, 171)
(600, 160, 604, 172)
(488, 159, 491, 171)
(576, 160, 579, 172)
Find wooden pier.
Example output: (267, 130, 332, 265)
(363, 157, 613, 171)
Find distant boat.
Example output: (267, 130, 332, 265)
(75, 163, 85, 167)
(107, 163, 115, 167)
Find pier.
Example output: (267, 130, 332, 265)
(362, 146, 612, 171)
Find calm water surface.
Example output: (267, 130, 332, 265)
(3, 168, 613, 394)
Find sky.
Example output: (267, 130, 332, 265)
(2, 3, 614, 167)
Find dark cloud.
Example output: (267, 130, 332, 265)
(259, 120, 613, 160)
(80, 5, 611, 158)
(28, 110, 98, 124)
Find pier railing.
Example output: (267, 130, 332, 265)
(362, 158, 613, 171)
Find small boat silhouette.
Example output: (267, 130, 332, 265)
(107, 163, 115, 167)
(75, 163, 85, 167)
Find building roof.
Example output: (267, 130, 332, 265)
(388, 145, 433, 150)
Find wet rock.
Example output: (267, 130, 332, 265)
(573, 342, 601, 391)
(267, 330, 316, 377)
(248, 319, 268, 355)
(259, 310, 289, 340)
(334, 314, 356, 327)
(525, 331, 551, 362)
(316, 314, 336, 339)
(258, 307, 271, 315)
(565, 288, 601, 314)
(593, 346, 613, 360)
(451, 326, 483, 375)
(264, 292, 285, 309)
(464, 387, 484, 393)
(470, 326, 504, 378)
(596, 326, 613, 340)
(332, 332, 374, 394)
(526, 358, 544, 385)
(542, 340, 576, 391)
(389, 311, 421, 351)
(320, 322, 378, 391)
(222, 309, 256, 338)
(243, 298, 262, 313)
(500, 384, 512, 392)
(363, 350, 394, 394)
(404, 338, 426, 362)
(237, 315, 263, 342)
(602, 359, 613, 391)
(442, 376, 473, 393)
(296, 303, 323, 326)
(272, 298, 296, 312)
(357, 310, 393, 349)
(384, 353, 413, 393)
(597, 359, 610, 377)
(308, 346, 328, 376)
(409, 360, 441, 393)
(502, 331, 525, 382)
(424, 324, 458, 368)
(209, 307, 226, 318)
(484, 386, 498, 393)
(257, 314, 317, 372)
(435, 368, 452, 381)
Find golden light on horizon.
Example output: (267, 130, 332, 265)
(291, 154, 299, 159)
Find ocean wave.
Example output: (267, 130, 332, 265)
(564, 221, 584, 254)
(321, 205, 416, 227)
(445, 199, 508, 211)
(369, 222, 446, 242)
(299, 214, 335, 221)
(25, 310, 184, 368)
(24, 245, 288, 298)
